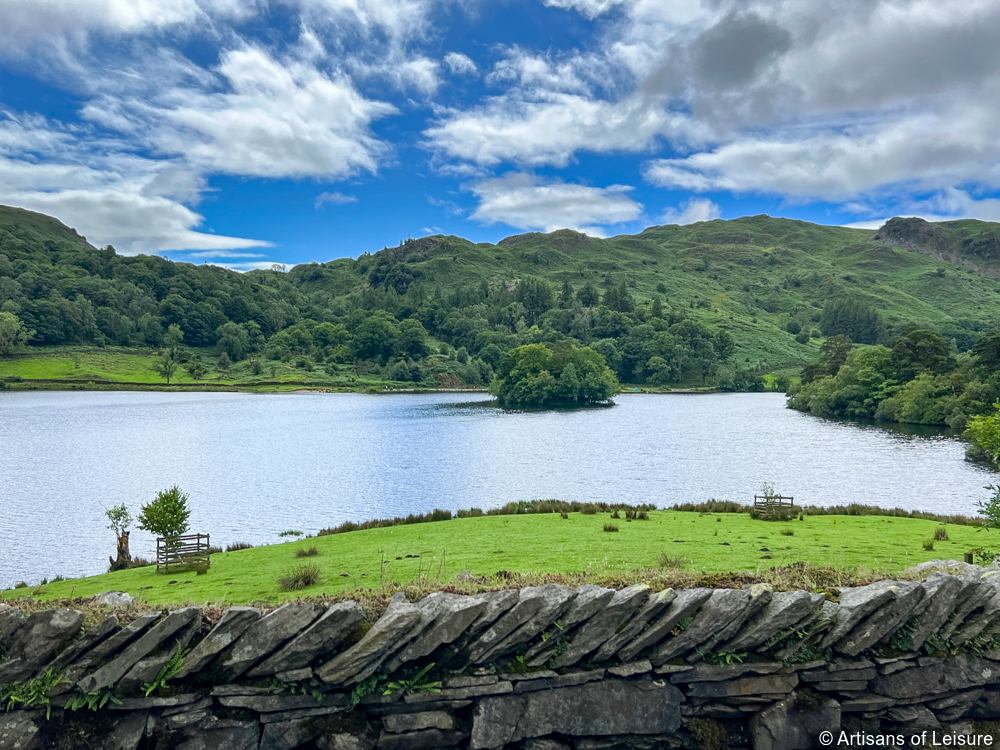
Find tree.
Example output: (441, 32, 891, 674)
(138, 485, 192, 541)
(154, 350, 179, 383)
(216, 322, 251, 361)
(890, 328, 955, 381)
(397, 318, 429, 359)
(577, 282, 600, 307)
(106, 503, 132, 571)
(966, 402, 1000, 468)
(490, 342, 619, 407)
(0, 311, 34, 355)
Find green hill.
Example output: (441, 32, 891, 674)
(1, 204, 999, 392)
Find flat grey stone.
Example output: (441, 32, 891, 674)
(464, 590, 521, 638)
(837, 581, 925, 656)
(470, 678, 683, 749)
(616, 588, 712, 663)
(750, 693, 840, 750)
(174, 606, 260, 679)
(649, 589, 750, 664)
(248, 601, 364, 677)
(259, 705, 351, 723)
(93, 591, 136, 608)
(874, 655, 1000, 699)
(818, 581, 898, 649)
(671, 662, 783, 683)
(512, 670, 604, 693)
(685, 673, 799, 699)
(63, 611, 161, 682)
(275, 667, 312, 682)
(77, 607, 201, 693)
(840, 696, 896, 712)
(548, 584, 650, 668)
(469, 585, 577, 665)
(910, 575, 965, 649)
(317, 595, 422, 685)
(800, 667, 875, 682)
(0, 711, 40, 750)
(383, 711, 457, 733)
(108, 693, 202, 710)
(376, 728, 466, 750)
(383, 593, 488, 674)
(403, 681, 512, 703)
(441, 675, 497, 688)
(607, 660, 652, 677)
(0, 608, 85, 682)
(811, 680, 870, 692)
(521, 740, 571, 750)
(591, 588, 676, 662)
(220, 602, 321, 680)
(735, 590, 827, 654)
(886, 704, 940, 727)
(218, 693, 349, 712)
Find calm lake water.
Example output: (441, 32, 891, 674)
(1, 391, 995, 585)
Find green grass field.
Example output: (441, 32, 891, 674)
(0, 347, 468, 392)
(3, 511, 988, 607)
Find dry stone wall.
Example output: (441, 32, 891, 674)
(6, 573, 1000, 749)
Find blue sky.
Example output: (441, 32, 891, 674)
(2, 0, 1000, 268)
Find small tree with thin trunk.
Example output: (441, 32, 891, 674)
(155, 350, 178, 384)
(138, 486, 191, 558)
(106, 503, 132, 571)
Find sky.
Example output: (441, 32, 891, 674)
(2, 0, 1000, 269)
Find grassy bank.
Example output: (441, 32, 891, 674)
(0, 346, 485, 393)
(3, 510, 990, 607)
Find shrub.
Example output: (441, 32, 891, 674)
(456, 508, 484, 518)
(780, 528, 794, 536)
(560, 512, 569, 519)
(637, 511, 649, 521)
(657, 552, 686, 569)
(13, 581, 27, 588)
(923, 540, 935, 551)
(129, 557, 151, 568)
(226, 542, 254, 552)
(610, 510, 621, 519)
(581, 505, 598, 515)
(603, 523, 619, 532)
(295, 546, 321, 558)
(279, 530, 304, 537)
(934, 527, 949, 541)
(278, 564, 321, 591)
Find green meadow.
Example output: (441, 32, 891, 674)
(3, 510, 989, 607)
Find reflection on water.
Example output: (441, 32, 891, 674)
(0, 391, 994, 584)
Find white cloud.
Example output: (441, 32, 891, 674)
(542, 0, 625, 19)
(659, 198, 720, 225)
(178, 249, 268, 259)
(643, 103, 1000, 200)
(444, 52, 477, 76)
(83, 45, 396, 180)
(315, 191, 358, 208)
(469, 173, 642, 235)
(0, 113, 270, 254)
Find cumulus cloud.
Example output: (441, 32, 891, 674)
(444, 52, 477, 76)
(660, 198, 720, 225)
(315, 191, 358, 208)
(82, 45, 396, 180)
(469, 173, 642, 235)
(0, 113, 270, 254)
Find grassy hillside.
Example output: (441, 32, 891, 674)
(1, 510, 984, 606)
(2, 205, 1000, 391)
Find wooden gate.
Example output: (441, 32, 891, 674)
(156, 533, 211, 573)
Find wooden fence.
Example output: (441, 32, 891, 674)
(156, 533, 211, 574)
(753, 495, 795, 519)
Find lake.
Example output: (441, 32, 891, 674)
(0, 390, 995, 586)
